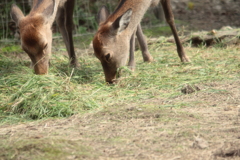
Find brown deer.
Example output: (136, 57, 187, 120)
(10, 0, 77, 74)
(93, 0, 190, 83)
(96, 6, 153, 71)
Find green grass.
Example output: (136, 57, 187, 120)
(1, 45, 22, 53)
(143, 26, 172, 37)
(0, 32, 240, 125)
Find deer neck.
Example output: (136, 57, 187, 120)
(107, 0, 152, 37)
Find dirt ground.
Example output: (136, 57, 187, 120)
(170, 0, 240, 31)
(1, 80, 240, 159)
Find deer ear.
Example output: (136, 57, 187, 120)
(97, 6, 110, 25)
(42, 0, 56, 18)
(10, 4, 25, 24)
(112, 9, 132, 34)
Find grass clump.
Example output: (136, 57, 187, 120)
(5, 75, 76, 119)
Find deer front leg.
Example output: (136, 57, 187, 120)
(56, 0, 78, 67)
(136, 24, 153, 62)
(128, 24, 153, 70)
(128, 29, 137, 71)
(161, 0, 190, 62)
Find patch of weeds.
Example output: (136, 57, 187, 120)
(144, 26, 172, 37)
(3, 75, 76, 119)
(0, 54, 29, 76)
(0, 138, 95, 160)
(1, 45, 22, 53)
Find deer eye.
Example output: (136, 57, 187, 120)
(105, 53, 111, 62)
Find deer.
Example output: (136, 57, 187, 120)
(10, 0, 77, 75)
(93, 0, 190, 84)
(96, 6, 153, 71)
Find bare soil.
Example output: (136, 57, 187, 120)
(170, 0, 240, 31)
(1, 80, 240, 159)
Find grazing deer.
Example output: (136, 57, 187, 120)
(10, 0, 77, 74)
(97, 6, 153, 71)
(93, 0, 190, 83)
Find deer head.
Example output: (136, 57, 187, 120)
(93, 6, 133, 83)
(10, 0, 57, 74)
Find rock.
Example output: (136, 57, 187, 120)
(193, 136, 209, 149)
(181, 85, 200, 94)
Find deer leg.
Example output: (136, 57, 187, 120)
(56, 0, 78, 67)
(160, 0, 190, 62)
(128, 29, 136, 71)
(153, 2, 165, 23)
(136, 24, 153, 62)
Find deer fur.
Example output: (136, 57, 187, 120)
(96, 6, 153, 71)
(10, 0, 77, 74)
(93, 0, 190, 83)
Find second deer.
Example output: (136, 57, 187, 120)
(93, 0, 190, 83)
(10, 0, 78, 74)
(96, 6, 153, 71)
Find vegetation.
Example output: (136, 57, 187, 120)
(1, 29, 240, 123)
(0, 0, 160, 39)
(0, 1, 240, 158)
